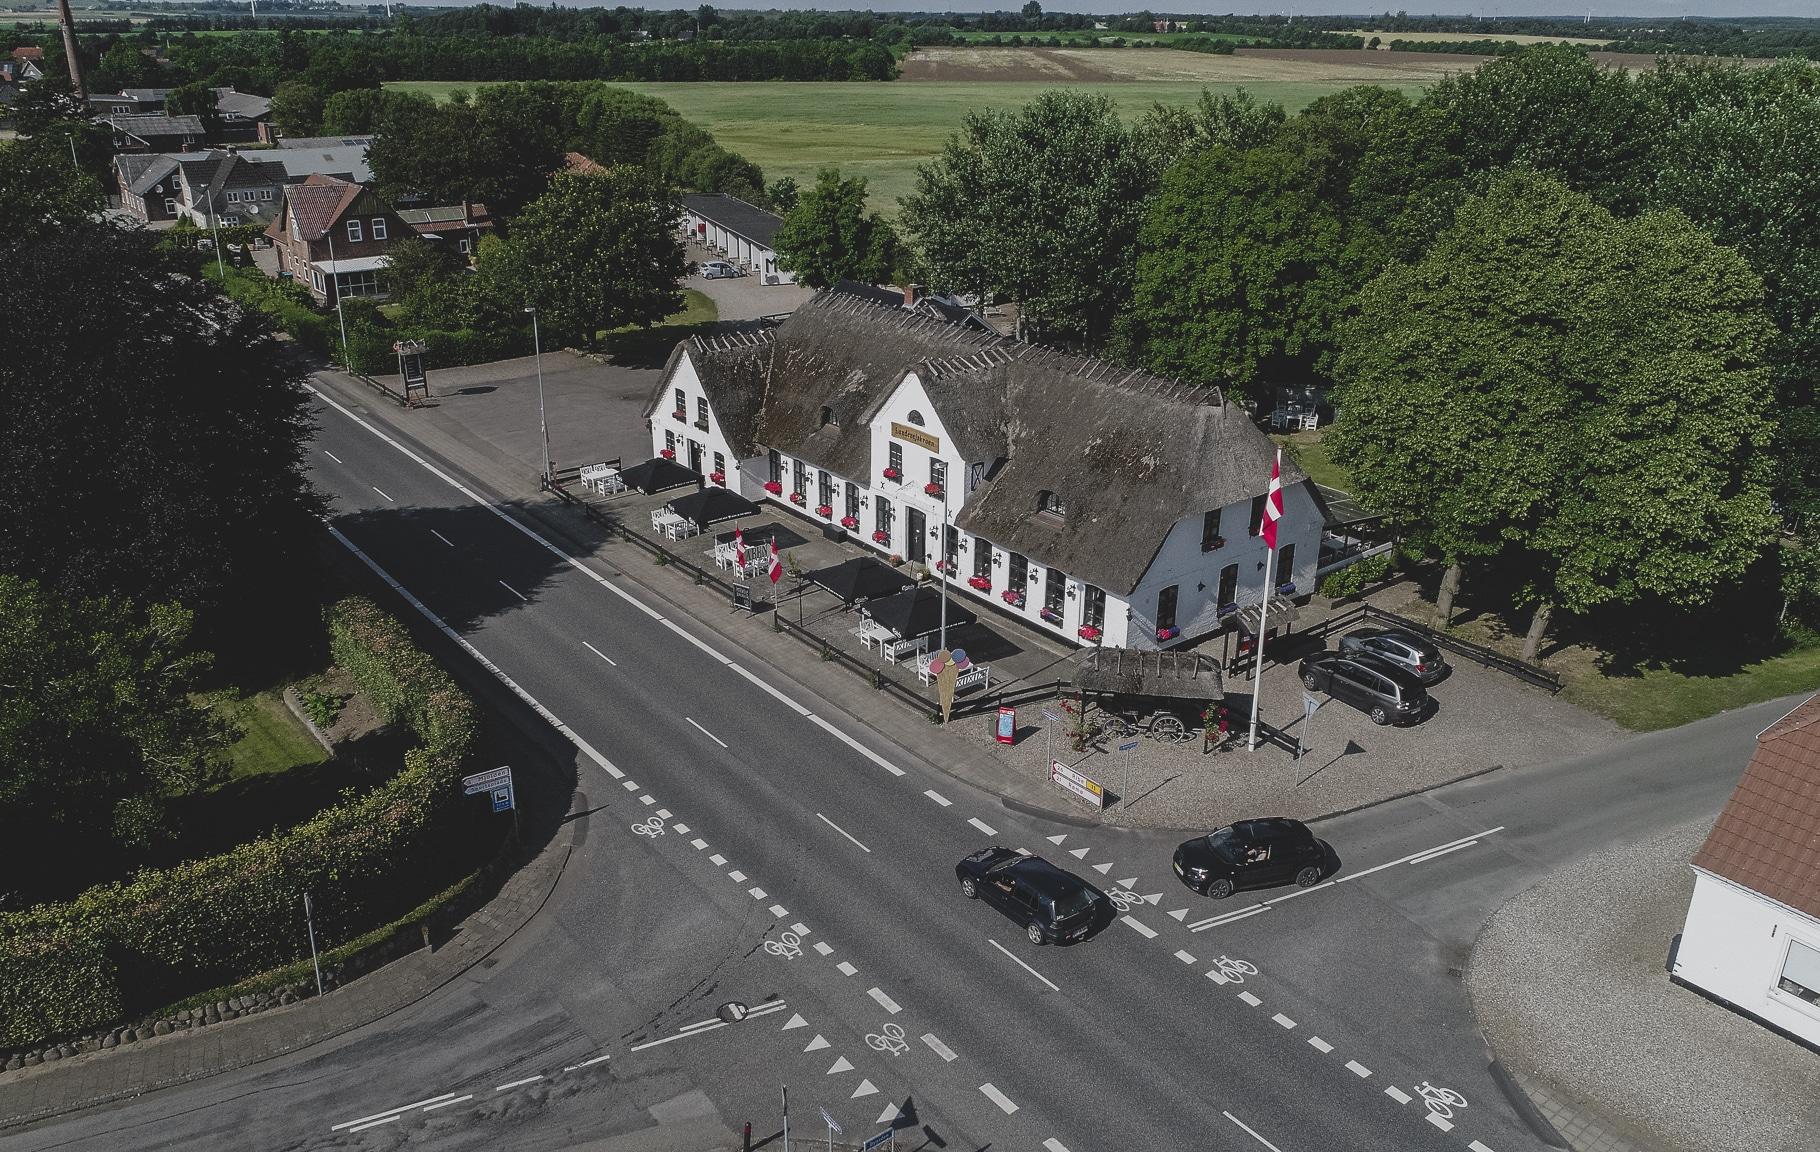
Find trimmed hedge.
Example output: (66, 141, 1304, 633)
(1318, 552, 1395, 599)
(0, 597, 477, 1048)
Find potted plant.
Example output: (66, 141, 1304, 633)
(968, 575, 992, 591)
(881, 466, 901, 481)
(1077, 624, 1102, 642)
(1039, 606, 1063, 625)
(709, 470, 726, 486)
(1206, 535, 1226, 551)
(789, 491, 806, 505)
(671, 408, 686, 422)
(873, 529, 891, 545)
(888, 553, 904, 566)
(763, 480, 783, 495)
(1001, 589, 1026, 608)
(840, 514, 859, 529)
(815, 503, 834, 517)
(1156, 625, 1180, 642)
(924, 481, 943, 497)
(659, 447, 676, 460)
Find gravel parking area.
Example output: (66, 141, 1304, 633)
(684, 240, 815, 321)
(1469, 819, 1820, 1152)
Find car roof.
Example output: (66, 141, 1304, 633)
(1346, 651, 1426, 686)
(1009, 856, 1093, 896)
(1358, 628, 1440, 653)
(1234, 818, 1311, 843)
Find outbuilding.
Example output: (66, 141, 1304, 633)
(680, 192, 795, 285)
(1674, 693, 1820, 1049)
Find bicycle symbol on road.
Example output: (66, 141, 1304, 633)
(1414, 1083, 1467, 1120)
(632, 815, 666, 838)
(1107, 888, 1145, 913)
(763, 931, 803, 960)
(1209, 956, 1259, 984)
(865, 1023, 908, 1056)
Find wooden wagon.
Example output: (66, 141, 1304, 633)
(1072, 648, 1225, 743)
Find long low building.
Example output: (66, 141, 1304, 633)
(643, 288, 1319, 650)
(680, 192, 796, 285)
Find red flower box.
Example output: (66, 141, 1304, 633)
(671, 409, 686, 422)
(815, 504, 834, 518)
(1001, 590, 1026, 607)
(881, 467, 901, 481)
(763, 480, 783, 495)
(968, 576, 992, 591)
(660, 448, 676, 459)
(789, 491, 806, 505)
(872, 529, 891, 545)
(1039, 606, 1064, 624)
(710, 470, 726, 485)
(1077, 625, 1103, 641)
(1156, 626, 1180, 642)
(924, 482, 943, 497)
(840, 515, 859, 529)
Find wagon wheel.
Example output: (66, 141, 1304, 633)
(1148, 713, 1190, 742)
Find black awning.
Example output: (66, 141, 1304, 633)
(667, 486, 761, 527)
(802, 556, 915, 604)
(620, 457, 703, 495)
(864, 585, 978, 639)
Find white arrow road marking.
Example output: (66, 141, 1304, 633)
(1092, 862, 1114, 874)
(851, 1079, 878, 1099)
(782, 1013, 808, 1031)
(1144, 892, 1163, 904)
(804, 1034, 830, 1052)
(1118, 877, 1139, 888)
(877, 1104, 902, 1124)
(1168, 908, 1189, 921)
(827, 1056, 854, 1075)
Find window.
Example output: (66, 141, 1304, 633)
(224, 190, 239, 203)
(1780, 939, 1820, 1006)
(887, 441, 904, 476)
(712, 451, 724, 477)
(944, 525, 960, 570)
(1156, 585, 1179, 632)
(1218, 563, 1239, 609)
(1249, 494, 1268, 537)
(818, 470, 832, 509)
(1277, 543, 1296, 589)
(310, 268, 324, 293)
(664, 429, 676, 454)
(819, 405, 835, 428)
(337, 269, 378, 297)
(371, 217, 387, 241)
(346, 218, 362, 243)
(221, 215, 241, 226)
(768, 449, 782, 484)
(792, 458, 807, 497)
(459, 238, 471, 254)
(674, 387, 686, 415)
(163, 197, 178, 215)
(1008, 553, 1028, 593)
(1082, 585, 1106, 629)
(695, 397, 709, 430)
(969, 461, 986, 493)
(1036, 490, 1066, 520)
(1202, 509, 1223, 552)
(1043, 568, 1065, 617)
(972, 540, 992, 582)
(845, 482, 860, 521)
(876, 496, 894, 535)
(906, 410, 925, 426)
(930, 459, 946, 492)
(291, 217, 301, 241)
(261, 187, 273, 201)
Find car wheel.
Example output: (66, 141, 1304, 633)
(1204, 878, 1235, 900)
(960, 877, 978, 899)
(1370, 705, 1391, 725)
(1026, 922, 1046, 946)
(1302, 673, 1320, 690)
(1295, 865, 1321, 888)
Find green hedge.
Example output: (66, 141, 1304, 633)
(0, 597, 478, 1047)
(1318, 552, 1395, 599)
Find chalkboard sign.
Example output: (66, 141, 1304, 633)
(995, 706, 1016, 745)
(732, 581, 754, 611)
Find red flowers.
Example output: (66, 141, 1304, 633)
(1156, 626, 1180, 642)
(968, 575, 992, 591)
(872, 529, 891, 545)
(710, 470, 726, 485)
(671, 409, 686, 422)
(1078, 625, 1103, 641)
(789, 491, 806, 505)
(881, 466, 901, 481)
(815, 504, 834, 518)
(659, 448, 676, 459)
(763, 480, 783, 495)
(924, 482, 943, 497)
(1001, 589, 1026, 607)
(840, 514, 859, 529)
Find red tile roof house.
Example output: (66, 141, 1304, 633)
(265, 174, 409, 306)
(1674, 693, 1820, 1050)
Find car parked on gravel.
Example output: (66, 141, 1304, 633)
(1299, 651, 1429, 725)
(1338, 627, 1449, 684)
(698, 260, 743, 279)
(956, 847, 1108, 945)
(1172, 819, 1329, 899)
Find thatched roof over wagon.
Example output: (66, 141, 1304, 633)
(1074, 648, 1224, 701)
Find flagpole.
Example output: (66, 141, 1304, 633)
(1246, 543, 1276, 752)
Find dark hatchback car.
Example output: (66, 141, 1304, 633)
(1339, 627, 1449, 685)
(1173, 819, 1329, 899)
(1299, 651, 1429, 725)
(956, 847, 1109, 945)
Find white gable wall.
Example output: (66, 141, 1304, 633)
(648, 350, 763, 497)
(1675, 870, 1820, 1046)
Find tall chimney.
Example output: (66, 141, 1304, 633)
(56, 0, 86, 100)
(903, 283, 918, 310)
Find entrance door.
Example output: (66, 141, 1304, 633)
(687, 440, 704, 475)
(906, 508, 927, 563)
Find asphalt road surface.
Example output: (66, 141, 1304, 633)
(7, 376, 1785, 1152)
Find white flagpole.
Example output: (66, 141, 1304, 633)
(1246, 544, 1276, 752)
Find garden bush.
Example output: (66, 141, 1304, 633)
(1318, 552, 1395, 599)
(0, 597, 479, 1048)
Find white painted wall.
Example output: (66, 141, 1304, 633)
(1675, 870, 1820, 1046)
(647, 350, 763, 498)
(682, 211, 797, 285)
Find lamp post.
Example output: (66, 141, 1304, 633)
(938, 480, 951, 651)
(199, 183, 225, 280)
(325, 224, 350, 369)
(526, 306, 552, 487)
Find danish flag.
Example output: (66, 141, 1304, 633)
(734, 527, 746, 570)
(1261, 450, 1284, 552)
(767, 537, 782, 584)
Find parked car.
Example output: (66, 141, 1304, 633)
(699, 260, 742, 279)
(1173, 819, 1329, 899)
(1299, 651, 1428, 725)
(956, 847, 1108, 945)
(1339, 627, 1449, 684)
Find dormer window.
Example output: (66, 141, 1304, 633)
(819, 405, 835, 428)
(1037, 490, 1066, 520)
(906, 410, 925, 426)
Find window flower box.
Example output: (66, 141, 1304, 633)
(873, 529, 891, 545)
(1077, 625, 1103, 642)
(815, 504, 834, 518)
(840, 515, 859, 529)
(1156, 626, 1180, 642)
(709, 471, 726, 486)
(881, 466, 901, 481)
(671, 409, 686, 422)
(1205, 536, 1226, 551)
(924, 482, 943, 497)
(763, 480, 783, 495)
(933, 560, 950, 573)
(968, 576, 992, 591)
(1277, 581, 1297, 595)
(1001, 590, 1026, 608)
(659, 448, 676, 459)
(789, 491, 806, 505)
(1039, 606, 1063, 625)
(1217, 602, 1238, 617)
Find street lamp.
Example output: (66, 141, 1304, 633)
(324, 222, 350, 370)
(198, 183, 224, 280)
(526, 306, 552, 487)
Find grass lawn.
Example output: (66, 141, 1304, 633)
(1272, 430, 1351, 492)
(602, 287, 719, 365)
(212, 689, 327, 781)
(1557, 647, 1820, 732)
(946, 29, 1260, 46)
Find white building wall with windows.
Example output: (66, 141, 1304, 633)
(647, 351, 763, 496)
(1674, 871, 1820, 1046)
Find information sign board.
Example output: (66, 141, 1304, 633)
(463, 766, 512, 795)
(1050, 760, 1107, 810)
(863, 1129, 895, 1150)
(994, 707, 1016, 745)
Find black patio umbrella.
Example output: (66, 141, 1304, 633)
(620, 456, 703, 495)
(667, 487, 761, 528)
(865, 586, 978, 639)
(802, 556, 915, 604)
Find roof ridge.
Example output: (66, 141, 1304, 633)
(1759, 693, 1820, 742)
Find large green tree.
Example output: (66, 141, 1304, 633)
(901, 90, 1166, 349)
(269, 80, 324, 138)
(475, 168, 686, 347)
(369, 92, 563, 217)
(0, 136, 104, 246)
(772, 168, 904, 289)
(165, 81, 223, 140)
(1329, 171, 1776, 657)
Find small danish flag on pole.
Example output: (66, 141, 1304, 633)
(1262, 450, 1283, 551)
(734, 526, 747, 570)
(767, 537, 782, 584)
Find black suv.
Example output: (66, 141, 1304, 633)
(956, 847, 1108, 945)
(1173, 819, 1329, 899)
(1299, 651, 1429, 725)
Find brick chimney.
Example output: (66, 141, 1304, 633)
(903, 283, 918, 309)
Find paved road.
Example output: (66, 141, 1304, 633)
(9, 376, 1788, 1152)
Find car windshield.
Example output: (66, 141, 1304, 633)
(985, 855, 1021, 874)
(1051, 886, 1099, 919)
(1204, 827, 1246, 864)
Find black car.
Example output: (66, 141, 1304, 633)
(956, 847, 1107, 945)
(1299, 651, 1429, 725)
(1338, 627, 1449, 685)
(1173, 819, 1328, 899)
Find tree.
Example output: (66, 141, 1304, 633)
(1328, 171, 1776, 657)
(766, 175, 800, 214)
(0, 576, 229, 867)
(772, 168, 903, 289)
(0, 137, 104, 246)
(383, 232, 473, 328)
(1137, 86, 1286, 158)
(0, 226, 320, 616)
(165, 81, 222, 140)
(319, 87, 433, 135)
(369, 92, 563, 216)
(1022, 1, 1043, 19)
(475, 168, 686, 348)
(901, 91, 1163, 349)
(269, 80, 324, 138)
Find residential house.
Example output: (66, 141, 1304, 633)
(89, 88, 168, 116)
(103, 113, 204, 154)
(266, 135, 374, 184)
(396, 202, 494, 258)
(113, 149, 284, 229)
(680, 192, 795, 285)
(265, 174, 407, 305)
(1673, 694, 1820, 1050)
(211, 87, 273, 144)
(643, 289, 1321, 650)
(7, 47, 44, 83)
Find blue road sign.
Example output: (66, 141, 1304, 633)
(863, 1129, 895, 1150)
(491, 784, 514, 813)
(1118, 740, 1139, 752)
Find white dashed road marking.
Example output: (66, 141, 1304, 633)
(1384, 1086, 1413, 1105)
(813, 942, 834, 956)
(371, 485, 393, 502)
(1174, 950, 1197, 965)
(323, 450, 343, 463)
(1409, 840, 1478, 864)
(836, 961, 858, 976)
(1427, 1113, 1455, 1132)
(979, 1083, 1019, 1114)
(422, 1094, 473, 1111)
(1272, 1013, 1296, 1029)
(868, 987, 902, 1014)
(1469, 1142, 1497, 1152)
(1238, 991, 1262, 1007)
(968, 817, 998, 836)
(1347, 1060, 1372, 1078)
(1043, 1141, 1072, 1152)
(710, 854, 727, 865)
(924, 789, 952, 806)
(728, 870, 747, 882)
(816, 811, 873, 853)
(1222, 1111, 1286, 1152)
(582, 640, 618, 666)
(497, 579, 526, 602)
(988, 939, 1060, 992)
(430, 529, 454, 547)
(1308, 1036, 1334, 1053)
(332, 1094, 459, 1130)
(1121, 916, 1158, 939)
(922, 1033, 958, 1062)
(494, 1076, 543, 1092)
(748, 887, 767, 900)
(686, 716, 729, 748)
(562, 1055, 611, 1072)
(347, 1116, 399, 1133)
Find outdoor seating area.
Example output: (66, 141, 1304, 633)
(1269, 405, 1320, 432)
(650, 508, 699, 540)
(578, 462, 625, 495)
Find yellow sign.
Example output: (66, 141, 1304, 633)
(891, 422, 940, 454)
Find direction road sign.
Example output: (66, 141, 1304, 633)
(863, 1128, 895, 1150)
(1118, 740, 1139, 752)
(463, 766, 512, 795)
(819, 1107, 842, 1134)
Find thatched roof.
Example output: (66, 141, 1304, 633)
(1075, 648, 1224, 701)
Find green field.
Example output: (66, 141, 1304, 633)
(946, 29, 1259, 46)
(390, 76, 1427, 211)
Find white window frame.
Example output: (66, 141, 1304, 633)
(458, 238, 471, 254)
(346, 218, 362, 243)
(260, 187, 273, 201)
(371, 217, 387, 241)
(310, 268, 324, 293)
(163, 197, 179, 215)
(1773, 935, 1820, 1016)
